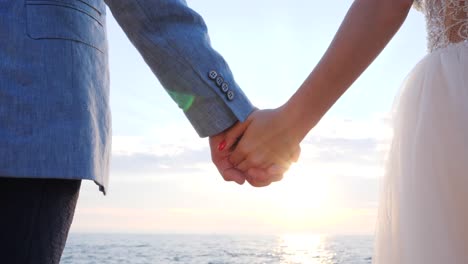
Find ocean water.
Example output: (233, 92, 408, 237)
(62, 234, 373, 264)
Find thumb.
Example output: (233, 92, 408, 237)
(221, 120, 250, 152)
(291, 146, 301, 163)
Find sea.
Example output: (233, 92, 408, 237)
(61, 234, 373, 264)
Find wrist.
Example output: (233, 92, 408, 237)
(280, 100, 314, 143)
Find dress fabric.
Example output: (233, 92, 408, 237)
(373, 1, 468, 263)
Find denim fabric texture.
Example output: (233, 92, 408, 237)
(0, 0, 254, 193)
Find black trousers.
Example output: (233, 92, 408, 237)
(0, 178, 81, 264)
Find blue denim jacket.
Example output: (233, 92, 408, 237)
(0, 0, 254, 193)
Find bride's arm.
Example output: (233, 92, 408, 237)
(285, 0, 413, 140)
(227, 0, 414, 173)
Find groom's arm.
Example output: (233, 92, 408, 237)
(104, 0, 255, 137)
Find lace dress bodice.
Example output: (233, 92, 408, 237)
(414, 0, 468, 52)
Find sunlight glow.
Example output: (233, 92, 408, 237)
(72, 0, 430, 235)
(264, 164, 340, 232)
(279, 165, 333, 210)
(278, 234, 335, 264)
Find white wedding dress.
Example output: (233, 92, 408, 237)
(373, 1, 468, 263)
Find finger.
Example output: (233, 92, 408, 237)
(245, 173, 283, 188)
(236, 159, 250, 173)
(227, 122, 258, 167)
(291, 146, 301, 163)
(266, 164, 289, 176)
(246, 176, 272, 188)
(212, 153, 246, 185)
(266, 148, 295, 168)
(209, 135, 229, 158)
(270, 174, 284, 182)
(222, 167, 246, 185)
(229, 142, 250, 168)
(236, 153, 267, 172)
(247, 168, 284, 183)
(222, 121, 250, 152)
(210, 143, 230, 164)
(267, 155, 292, 173)
(237, 151, 291, 174)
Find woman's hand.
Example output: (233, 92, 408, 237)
(222, 106, 304, 177)
(212, 112, 300, 187)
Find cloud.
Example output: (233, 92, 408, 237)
(73, 115, 391, 234)
(295, 115, 390, 209)
(110, 150, 210, 177)
(108, 114, 391, 187)
(300, 114, 391, 173)
(112, 122, 206, 156)
(110, 122, 212, 178)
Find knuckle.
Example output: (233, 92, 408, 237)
(222, 175, 232, 182)
(247, 174, 271, 188)
(272, 174, 284, 182)
(250, 169, 266, 180)
(257, 171, 271, 182)
(256, 181, 271, 188)
(249, 155, 263, 168)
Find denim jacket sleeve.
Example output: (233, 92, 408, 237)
(104, 0, 255, 137)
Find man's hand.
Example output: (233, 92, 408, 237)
(209, 129, 247, 185)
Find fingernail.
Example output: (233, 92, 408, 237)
(218, 140, 227, 151)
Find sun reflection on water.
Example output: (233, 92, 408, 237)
(277, 234, 336, 264)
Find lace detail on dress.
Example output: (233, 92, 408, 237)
(415, 0, 468, 52)
(414, 0, 424, 11)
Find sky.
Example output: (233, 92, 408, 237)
(71, 0, 428, 235)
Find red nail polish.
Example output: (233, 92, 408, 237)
(218, 140, 227, 151)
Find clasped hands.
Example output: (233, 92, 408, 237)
(209, 106, 303, 187)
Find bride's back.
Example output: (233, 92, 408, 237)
(415, 0, 468, 52)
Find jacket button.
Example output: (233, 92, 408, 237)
(215, 76, 224, 87)
(208, 70, 218, 80)
(221, 82, 229, 93)
(227, 90, 235, 101)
